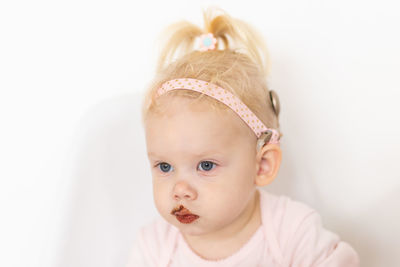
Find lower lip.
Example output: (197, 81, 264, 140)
(175, 214, 199, 224)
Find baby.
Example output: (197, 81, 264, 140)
(127, 7, 360, 267)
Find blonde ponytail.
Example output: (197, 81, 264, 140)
(156, 7, 270, 76)
(203, 7, 270, 76)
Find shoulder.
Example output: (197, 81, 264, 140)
(259, 189, 317, 236)
(258, 189, 359, 266)
(128, 217, 179, 267)
(140, 217, 177, 242)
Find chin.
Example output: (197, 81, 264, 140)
(178, 226, 207, 236)
(169, 218, 207, 235)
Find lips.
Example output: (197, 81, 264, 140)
(171, 205, 199, 224)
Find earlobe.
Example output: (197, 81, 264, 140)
(254, 144, 282, 186)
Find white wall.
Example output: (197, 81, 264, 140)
(0, 0, 399, 266)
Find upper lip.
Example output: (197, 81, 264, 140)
(171, 204, 198, 216)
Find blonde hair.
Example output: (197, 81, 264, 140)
(141, 7, 281, 137)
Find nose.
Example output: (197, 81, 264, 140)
(173, 180, 197, 201)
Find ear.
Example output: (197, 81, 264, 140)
(254, 144, 282, 186)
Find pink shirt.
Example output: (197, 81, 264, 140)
(127, 189, 360, 266)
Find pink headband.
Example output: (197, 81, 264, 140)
(156, 78, 280, 147)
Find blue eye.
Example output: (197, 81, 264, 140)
(158, 162, 173, 173)
(198, 161, 215, 171)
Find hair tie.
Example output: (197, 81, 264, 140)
(198, 33, 217, 51)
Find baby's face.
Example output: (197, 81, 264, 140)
(144, 97, 258, 238)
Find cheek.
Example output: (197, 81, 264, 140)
(152, 181, 170, 213)
(202, 181, 252, 216)
(202, 169, 255, 217)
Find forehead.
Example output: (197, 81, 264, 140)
(145, 97, 253, 157)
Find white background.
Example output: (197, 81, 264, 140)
(1, 0, 399, 266)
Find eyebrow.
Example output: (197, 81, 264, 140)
(147, 150, 223, 158)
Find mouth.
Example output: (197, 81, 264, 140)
(170, 205, 199, 224)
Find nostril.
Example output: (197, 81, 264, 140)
(174, 193, 192, 200)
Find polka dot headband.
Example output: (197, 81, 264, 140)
(156, 78, 280, 149)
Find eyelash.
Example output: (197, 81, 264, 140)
(154, 161, 217, 173)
